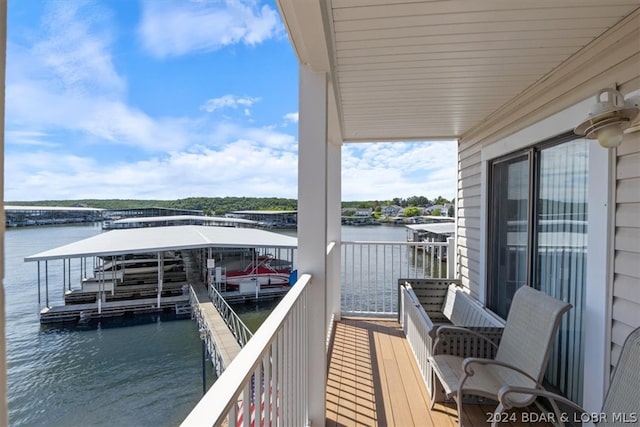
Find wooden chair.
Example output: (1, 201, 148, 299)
(429, 285, 572, 427)
(493, 326, 640, 427)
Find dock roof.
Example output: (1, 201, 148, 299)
(406, 223, 456, 235)
(231, 210, 297, 215)
(5, 205, 104, 212)
(112, 215, 256, 225)
(25, 225, 297, 262)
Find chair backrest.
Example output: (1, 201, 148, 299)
(444, 286, 504, 327)
(441, 285, 459, 321)
(495, 286, 572, 382)
(600, 327, 640, 421)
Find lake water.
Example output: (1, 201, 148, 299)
(5, 224, 406, 426)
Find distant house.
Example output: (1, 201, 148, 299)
(381, 205, 401, 217)
(354, 208, 372, 217)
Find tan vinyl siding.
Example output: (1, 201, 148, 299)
(456, 133, 482, 296)
(611, 130, 640, 369)
(456, 145, 482, 297)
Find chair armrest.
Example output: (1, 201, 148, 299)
(492, 385, 587, 427)
(461, 358, 541, 386)
(458, 358, 545, 414)
(497, 386, 587, 413)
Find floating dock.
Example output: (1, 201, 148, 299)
(40, 294, 190, 324)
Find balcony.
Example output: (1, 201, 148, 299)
(181, 241, 549, 426)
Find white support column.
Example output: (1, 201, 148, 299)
(298, 64, 328, 425)
(327, 140, 341, 324)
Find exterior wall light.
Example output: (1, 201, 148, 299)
(574, 88, 639, 148)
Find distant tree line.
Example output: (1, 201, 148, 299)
(341, 195, 452, 209)
(9, 195, 453, 216)
(9, 197, 297, 216)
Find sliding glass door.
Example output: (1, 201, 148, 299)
(488, 153, 531, 319)
(534, 140, 588, 402)
(487, 135, 588, 403)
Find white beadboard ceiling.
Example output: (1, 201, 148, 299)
(278, 1, 640, 142)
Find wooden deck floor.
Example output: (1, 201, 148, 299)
(326, 318, 552, 427)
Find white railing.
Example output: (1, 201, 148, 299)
(399, 282, 433, 396)
(181, 274, 312, 427)
(341, 240, 451, 316)
(189, 285, 226, 376)
(326, 241, 338, 352)
(209, 285, 253, 347)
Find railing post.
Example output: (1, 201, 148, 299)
(447, 236, 456, 279)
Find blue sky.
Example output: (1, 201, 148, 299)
(5, 0, 456, 202)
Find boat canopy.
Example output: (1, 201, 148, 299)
(406, 223, 456, 235)
(25, 225, 297, 262)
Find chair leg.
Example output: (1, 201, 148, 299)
(491, 403, 505, 427)
(456, 389, 464, 427)
(430, 386, 437, 410)
(429, 371, 438, 409)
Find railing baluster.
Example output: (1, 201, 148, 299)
(292, 304, 299, 425)
(242, 384, 250, 427)
(256, 359, 263, 426)
(228, 398, 237, 427)
(383, 244, 387, 313)
(303, 288, 308, 424)
(280, 326, 287, 426)
(263, 352, 271, 427)
(271, 338, 278, 425)
(373, 246, 384, 311)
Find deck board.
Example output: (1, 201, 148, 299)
(326, 318, 553, 427)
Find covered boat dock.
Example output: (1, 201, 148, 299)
(25, 225, 298, 324)
(26, 225, 297, 373)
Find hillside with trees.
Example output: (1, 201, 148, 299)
(8, 197, 297, 216)
(342, 195, 452, 209)
(9, 195, 452, 215)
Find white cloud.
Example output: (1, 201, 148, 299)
(5, 135, 299, 200)
(5, 1, 195, 153)
(138, 0, 283, 58)
(282, 112, 298, 126)
(341, 141, 457, 201)
(5, 130, 58, 147)
(6, 78, 193, 152)
(33, 1, 125, 95)
(201, 95, 260, 113)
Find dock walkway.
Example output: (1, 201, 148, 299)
(190, 281, 242, 373)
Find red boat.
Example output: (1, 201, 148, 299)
(224, 255, 293, 289)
